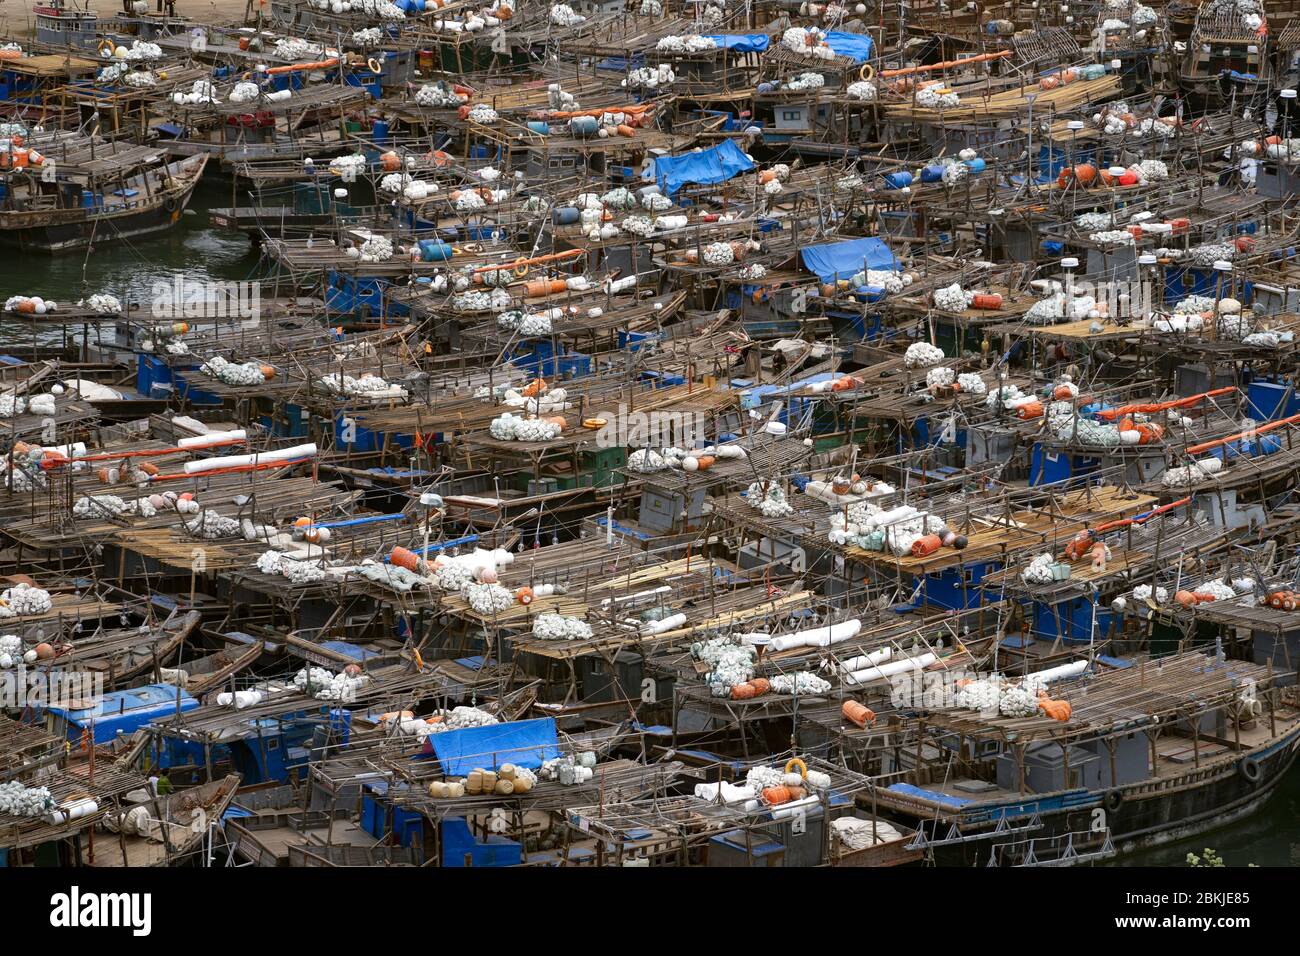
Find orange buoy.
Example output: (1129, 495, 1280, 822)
(911, 534, 942, 557)
(842, 699, 876, 728)
(390, 546, 421, 572)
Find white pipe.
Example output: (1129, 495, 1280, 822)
(767, 794, 822, 820)
(836, 646, 892, 674)
(600, 585, 671, 606)
(866, 505, 918, 530)
(641, 612, 686, 635)
(845, 652, 937, 686)
(769, 618, 861, 652)
(183, 442, 316, 474)
(1028, 659, 1089, 684)
(178, 429, 246, 449)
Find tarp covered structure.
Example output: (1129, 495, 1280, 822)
(655, 139, 755, 196)
(426, 717, 561, 776)
(822, 31, 875, 63)
(703, 34, 770, 53)
(801, 237, 899, 282)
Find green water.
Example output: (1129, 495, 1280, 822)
(0, 181, 261, 317)
(1118, 762, 1300, 867)
(1, 180, 1297, 867)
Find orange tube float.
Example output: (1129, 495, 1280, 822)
(524, 279, 568, 297)
(842, 699, 876, 728)
(390, 547, 421, 572)
(970, 293, 1003, 310)
(911, 534, 942, 557)
(538, 104, 654, 120)
(263, 56, 340, 75)
(1185, 412, 1300, 456)
(1095, 387, 1236, 422)
(879, 49, 1011, 79)
(761, 785, 795, 805)
(472, 249, 584, 275)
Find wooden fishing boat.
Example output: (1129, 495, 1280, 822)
(89, 774, 241, 867)
(33, 610, 202, 690)
(872, 653, 1300, 865)
(0, 138, 208, 253)
(179, 639, 265, 697)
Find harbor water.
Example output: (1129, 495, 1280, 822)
(0, 181, 260, 341)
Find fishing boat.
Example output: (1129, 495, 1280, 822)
(89, 773, 241, 866)
(872, 652, 1300, 865)
(0, 131, 208, 252)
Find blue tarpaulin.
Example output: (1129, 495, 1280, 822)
(426, 718, 561, 776)
(703, 34, 770, 53)
(823, 31, 875, 63)
(655, 139, 754, 196)
(801, 237, 899, 281)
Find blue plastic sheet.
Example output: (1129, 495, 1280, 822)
(703, 34, 770, 53)
(823, 31, 875, 63)
(655, 139, 754, 196)
(801, 237, 899, 281)
(887, 782, 971, 808)
(427, 717, 561, 776)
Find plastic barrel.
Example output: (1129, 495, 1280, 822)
(527, 121, 550, 135)
(552, 206, 580, 225)
(883, 170, 913, 189)
(920, 164, 944, 183)
(372, 119, 390, 144)
(418, 240, 454, 262)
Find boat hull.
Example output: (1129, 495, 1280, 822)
(0, 155, 208, 254)
(907, 725, 1300, 866)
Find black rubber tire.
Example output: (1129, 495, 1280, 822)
(1240, 756, 1262, 785)
(1104, 789, 1123, 813)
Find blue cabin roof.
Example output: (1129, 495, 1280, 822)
(49, 683, 198, 744)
